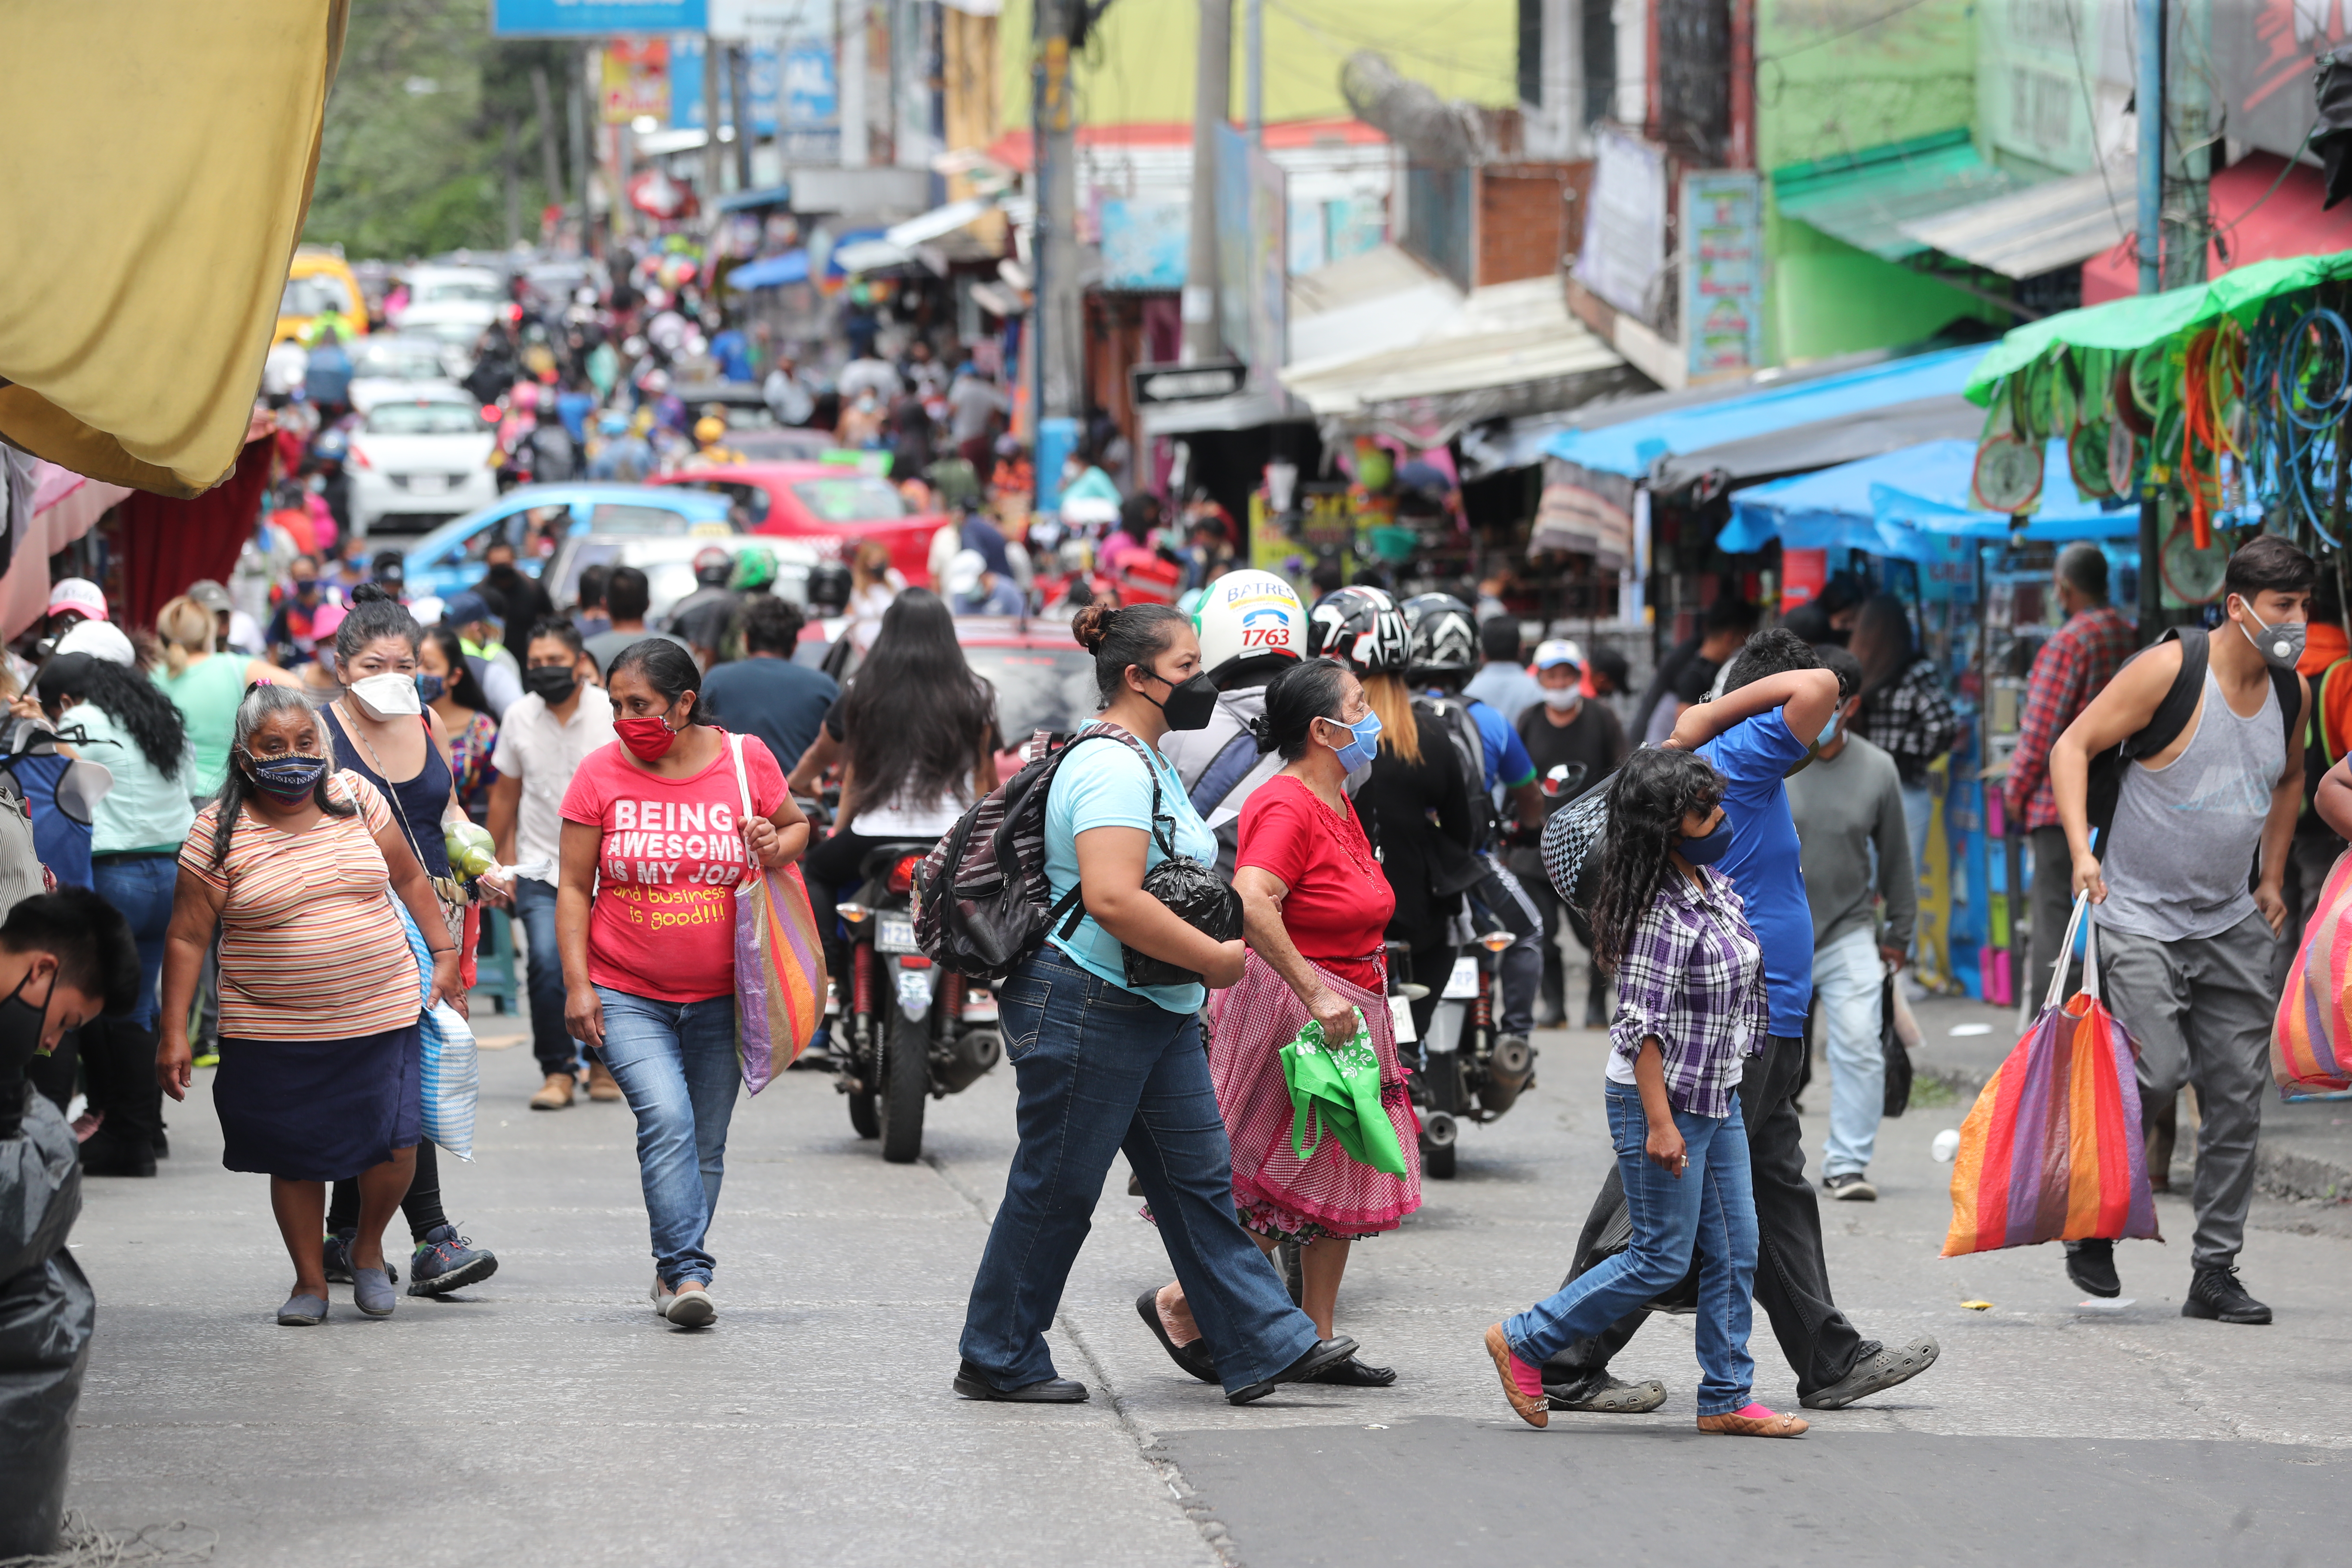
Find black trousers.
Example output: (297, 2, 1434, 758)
(1540, 1032, 1864, 1402)
(327, 1137, 448, 1242)
(803, 826, 901, 982)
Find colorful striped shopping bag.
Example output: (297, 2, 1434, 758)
(2272, 847, 2352, 1101)
(730, 735, 829, 1095)
(1942, 896, 2159, 1256)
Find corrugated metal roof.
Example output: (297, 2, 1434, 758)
(1772, 131, 2035, 262)
(1900, 160, 2134, 279)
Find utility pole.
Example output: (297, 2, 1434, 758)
(703, 33, 726, 206)
(1184, 0, 1231, 363)
(1034, 0, 1083, 424)
(842, 0, 870, 168)
(2135, 0, 2165, 635)
(567, 46, 592, 255)
(730, 45, 756, 192)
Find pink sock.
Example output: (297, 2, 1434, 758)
(1508, 1352, 1545, 1400)
(1733, 1403, 1776, 1419)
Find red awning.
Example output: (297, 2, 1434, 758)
(2082, 153, 2352, 305)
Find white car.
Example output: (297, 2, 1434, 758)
(390, 266, 506, 352)
(345, 334, 469, 415)
(347, 395, 499, 536)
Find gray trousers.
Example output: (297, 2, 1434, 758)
(2098, 911, 2278, 1270)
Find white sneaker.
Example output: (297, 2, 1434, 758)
(651, 1277, 717, 1326)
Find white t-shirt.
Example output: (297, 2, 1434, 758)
(489, 691, 616, 878)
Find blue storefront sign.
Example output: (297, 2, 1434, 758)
(492, 0, 707, 36)
(668, 34, 781, 135)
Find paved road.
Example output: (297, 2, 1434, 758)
(60, 1015, 2352, 1566)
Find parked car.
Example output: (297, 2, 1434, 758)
(542, 533, 822, 625)
(390, 265, 506, 346)
(652, 461, 945, 587)
(952, 617, 1093, 776)
(276, 247, 369, 345)
(398, 484, 736, 604)
(347, 392, 499, 536)
(345, 334, 469, 415)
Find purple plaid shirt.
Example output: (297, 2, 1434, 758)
(1609, 864, 1768, 1118)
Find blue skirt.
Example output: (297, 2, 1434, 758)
(214, 1020, 423, 1181)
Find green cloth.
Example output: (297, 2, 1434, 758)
(153, 654, 248, 796)
(1279, 1010, 1408, 1178)
(65, 702, 196, 856)
(1965, 251, 2352, 403)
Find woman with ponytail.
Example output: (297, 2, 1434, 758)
(156, 684, 457, 1324)
(152, 594, 293, 801)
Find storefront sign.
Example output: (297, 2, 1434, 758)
(601, 40, 671, 125)
(1099, 198, 1190, 291)
(1575, 127, 1668, 325)
(1132, 360, 1248, 406)
(668, 35, 780, 135)
(498, 0, 704, 36)
(1680, 171, 1763, 381)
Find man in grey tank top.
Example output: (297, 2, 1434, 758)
(2048, 536, 2314, 1327)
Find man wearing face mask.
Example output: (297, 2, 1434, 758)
(484, 621, 617, 1111)
(2047, 535, 2315, 1324)
(1516, 640, 1628, 1029)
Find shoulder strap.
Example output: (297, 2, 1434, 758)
(1187, 729, 1262, 816)
(2122, 627, 2208, 761)
(729, 731, 753, 822)
(2271, 659, 2303, 755)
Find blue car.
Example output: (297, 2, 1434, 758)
(400, 484, 738, 606)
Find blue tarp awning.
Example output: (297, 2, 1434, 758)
(1543, 346, 1989, 478)
(1719, 439, 2139, 558)
(726, 249, 809, 290)
(714, 182, 793, 213)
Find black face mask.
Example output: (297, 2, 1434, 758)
(524, 665, 579, 705)
(0, 965, 57, 1141)
(488, 564, 521, 584)
(1143, 668, 1218, 731)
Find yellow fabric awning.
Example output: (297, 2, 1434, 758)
(0, 2, 347, 497)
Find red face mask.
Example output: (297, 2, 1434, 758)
(614, 713, 678, 761)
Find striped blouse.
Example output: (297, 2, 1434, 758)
(179, 770, 423, 1041)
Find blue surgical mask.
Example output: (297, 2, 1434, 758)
(1817, 710, 1840, 747)
(1323, 710, 1383, 772)
(1681, 816, 1733, 866)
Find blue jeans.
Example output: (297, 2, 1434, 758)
(93, 853, 175, 1031)
(514, 879, 584, 1078)
(1505, 1084, 1759, 1415)
(594, 987, 739, 1289)
(959, 943, 1320, 1396)
(1813, 925, 1885, 1178)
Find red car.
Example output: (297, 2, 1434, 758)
(653, 462, 945, 586)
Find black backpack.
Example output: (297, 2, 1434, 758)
(2085, 626, 2300, 851)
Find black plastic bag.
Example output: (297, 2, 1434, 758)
(0, 1086, 95, 1559)
(1881, 974, 1914, 1118)
(1124, 855, 1242, 989)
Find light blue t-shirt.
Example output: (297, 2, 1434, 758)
(1042, 733, 1220, 1012)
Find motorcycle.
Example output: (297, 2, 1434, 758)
(830, 839, 1003, 1162)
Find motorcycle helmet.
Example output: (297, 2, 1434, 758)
(804, 562, 852, 612)
(691, 545, 733, 588)
(730, 543, 778, 592)
(1306, 585, 1411, 676)
(1400, 592, 1479, 680)
(1192, 569, 1306, 685)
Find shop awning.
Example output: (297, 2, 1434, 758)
(1138, 387, 1298, 437)
(1772, 131, 2036, 262)
(1280, 274, 1631, 445)
(1900, 160, 2135, 280)
(1544, 345, 1988, 477)
(1719, 438, 2138, 557)
(1647, 395, 1984, 494)
(726, 250, 810, 290)
(714, 182, 794, 213)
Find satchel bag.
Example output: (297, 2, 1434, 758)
(729, 734, 828, 1094)
(1277, 1009, 1409, 1177)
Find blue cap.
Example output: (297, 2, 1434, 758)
(443, 590, 498, 627)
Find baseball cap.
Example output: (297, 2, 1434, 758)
(187, 580, 234, 616)
(1532, 637, 1583, 670)
(47, 578, 108, 623)
(442, 590, 498, 628)
(55, 619, 137, 667)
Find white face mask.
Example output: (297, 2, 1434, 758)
(1541, 686, 1583, 712)
(347, 671, 422, 720)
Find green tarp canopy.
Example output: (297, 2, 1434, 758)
(1964, 251, 2352, 404)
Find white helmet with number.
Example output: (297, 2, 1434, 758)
(1192, 570, 1307, 685)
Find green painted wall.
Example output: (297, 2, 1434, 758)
(995, 0, 1519, 134)
(1754, 0, 1997, 361)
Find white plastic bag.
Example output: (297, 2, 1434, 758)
(397, 903, 479, 1161)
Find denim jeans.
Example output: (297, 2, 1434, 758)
(514, 878, 584, 1078)
(594, 986, 740, 1288)
(959, 943, 1320, 1396)
(1506, 1084, 1758, 1415)
(93, 853, 175, 1031)
(1813, 925, 1884, 1179)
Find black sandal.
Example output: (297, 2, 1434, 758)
(1133, 1288, 1218, 1383)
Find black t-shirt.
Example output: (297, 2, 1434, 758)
(1354, 709, 1476, 950)
(1516, 699, 1629, 796)
(700, 657, 839, 777)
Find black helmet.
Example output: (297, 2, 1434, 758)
(805, 562, 852, 612)
(1400, 592, 1478, 679)
(1306, 585, 1411, 676)
(692, 545, 733, 588)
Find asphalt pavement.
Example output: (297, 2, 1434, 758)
(55, 1004, 2352, 1567)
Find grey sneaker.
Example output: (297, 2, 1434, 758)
(1546, 1373, 1667, 1413)
(1824, 1172, 1877, 1202)
(1800, 1335, 1940, 1410)
(276, 1293, 328, 1326)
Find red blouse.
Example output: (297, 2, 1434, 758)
(1235, 775, 1396, 992)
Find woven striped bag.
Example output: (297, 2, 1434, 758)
(729, 734, 828, 1094)
(2272, 847, 2352, 1101)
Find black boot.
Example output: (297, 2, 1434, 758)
(2065, 1237, 2120, 1298)
(2183, 1264, 2272, 1325)
(79, 1124, 157, 1177)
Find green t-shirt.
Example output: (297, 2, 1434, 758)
(153, 654, 249, 797)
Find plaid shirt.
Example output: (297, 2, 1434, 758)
(1610, 865, 1767, 1118)
(1857, 658, 1961, 785)
(2006, 605, 2136, 831)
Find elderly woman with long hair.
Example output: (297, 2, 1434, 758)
(35, 649, 195, 1178)
(156, 685, 457, 1323)
(1483, 747, 1803, 1438)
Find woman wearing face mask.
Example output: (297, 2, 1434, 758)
(843, 539, 905, 657)
(556, 639, 809, 1327)
(155, 684, 458, 1325)
(956, 604, 1357, 1406)
(420, 626, 499, 825)
(1515, 639, 1629, 1029)
(1484, 747, 1804, 1439)
(1141, 657, 1418, 1389)
(316, 585, 502, 1298)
